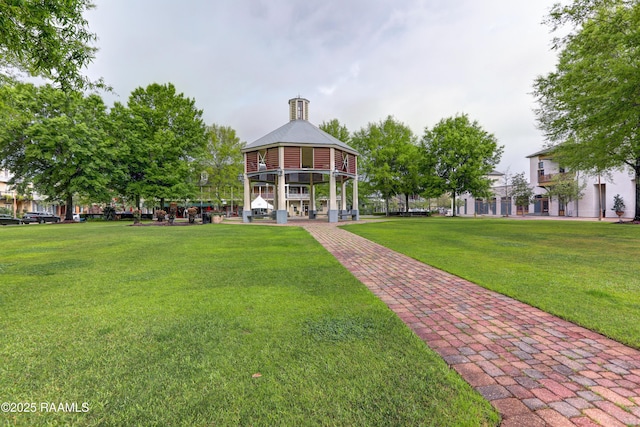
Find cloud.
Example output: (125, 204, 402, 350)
(85, 0, 559, 172)
(317, 62, 360, 96)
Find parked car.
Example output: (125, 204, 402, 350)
(0, 213, 23, 225)
(22, 212, 61, 224)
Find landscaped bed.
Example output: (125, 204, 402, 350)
(343, 217, 640, 349)
(0, 222, 498, 426)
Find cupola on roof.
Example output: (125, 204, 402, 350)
(242, 97, 358, 155)
(289, 97, 309, 121)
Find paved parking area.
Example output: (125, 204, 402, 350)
(304, 223, 640, 426)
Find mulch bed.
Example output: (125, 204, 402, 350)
(131, 221, 202, 226)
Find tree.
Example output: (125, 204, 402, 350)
(396, 142, 424, 213)
(511, 172, 533, 216)
(533, 0, 640, 221)
(319, 119, 350, 143)
(500, 168, 514, 217)
(198, 124, 244, 210)
(110, 83, 207, 208)
(421, 114, 503, 216)
(0, 0, 98, 90)
(546, 172, 586, 215)
(318, 119, 351, 203)
(351, 116, 421, 214)
(0, 83, 114, 220)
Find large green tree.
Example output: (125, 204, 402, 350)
(319, 118, 351, 143)
(421, 114, 503, 216)
(351, 116, 421, 214)
(110, 83, 207, 208)
(0, 82, 114, 220)
(198, 124, 244, 210)
(319, 119, 351, 204)
(0, 0, 98, 90)
(534, 0, 640, 221)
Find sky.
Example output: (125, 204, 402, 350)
(83, 0, 561, 174)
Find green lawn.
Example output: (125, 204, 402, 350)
(0, 222, 498, 426)
(343, 217, 640, 349)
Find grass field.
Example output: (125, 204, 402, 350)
(0, 222, 498, 426)
(343, 217, 640, 349)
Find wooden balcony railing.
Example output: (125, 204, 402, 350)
(538, 172, 568, 184)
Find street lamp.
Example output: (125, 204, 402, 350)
(200, 171, 208, 218)
(233, 173, 243, 216)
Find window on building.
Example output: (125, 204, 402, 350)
(297, 100, 304, 119)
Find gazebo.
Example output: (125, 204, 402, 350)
(241, 97, 359, 224)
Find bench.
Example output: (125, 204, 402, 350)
(339, 211, 358, 220)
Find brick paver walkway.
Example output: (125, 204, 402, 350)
(304, 223, 640, 427)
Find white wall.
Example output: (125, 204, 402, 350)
(446, 157, 637, 219)
(575, 170, 635, 219)
(529, 153, 636, 219)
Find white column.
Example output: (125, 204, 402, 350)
(352, 175, 359, 220)
(242, 153, 251, 223)
(341, 180, 347, 211)
(328, 148, 338, 222)
(309, 174, 316, 219)
(276, 146, 287, 224)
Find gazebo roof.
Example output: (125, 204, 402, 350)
(243, 119, 358, 155)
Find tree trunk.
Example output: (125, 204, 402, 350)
(65, 193, 74, 221)
(135, 195, 141, 210)
(385, 197, 390, 216)
(634, 159, 640, 221)
(452, 192, 456, 217)
(405, 194, 409, 213)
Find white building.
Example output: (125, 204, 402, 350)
(456, 147, 636, 219)
(247, 181, 338, 218)
(0, 168, 57, 216)
(457, 170, 517, 216)
(526, 148, 636, 219)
